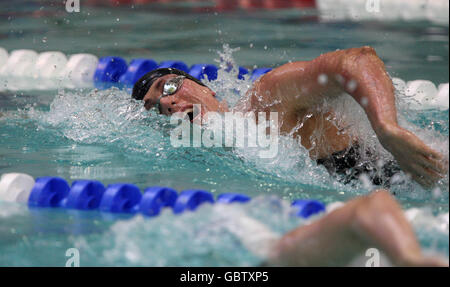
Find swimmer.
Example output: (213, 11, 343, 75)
(132, 47, 448, 187)
(265, 189, 449, 267)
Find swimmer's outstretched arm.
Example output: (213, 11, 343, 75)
(266, 190, 448, 267)
(249, 47, 446, 186)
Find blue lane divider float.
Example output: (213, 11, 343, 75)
(139, 186, 178, 216)
(291, 199, 326, 218)
(189, 63, 218, 81)
(99, 183, 142, 213)
(94, 56, 128, 85)
(28, 177, 70, 208)
(173, 190, 215, 214)
(92, 56, 271, 88)
(2, 174, 325, 219)
(238, 66, 249, 80)
(119, 58, 158, 86)
(62, 180, 105, 210)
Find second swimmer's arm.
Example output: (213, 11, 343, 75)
(267, 190, 448, 267)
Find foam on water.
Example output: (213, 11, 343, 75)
(38, 101, 336, 201)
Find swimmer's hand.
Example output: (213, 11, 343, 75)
(378, 124, 448, 187)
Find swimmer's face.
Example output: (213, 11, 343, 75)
(142, 74, 228, 122)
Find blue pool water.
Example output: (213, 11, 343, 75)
(0, 1, 448, 266)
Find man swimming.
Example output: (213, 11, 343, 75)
(130, 47, 448, 266)
(132, 46, 447, 187)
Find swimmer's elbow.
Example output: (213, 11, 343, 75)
(339, 46, 385, 80)
(312, 46, 380, 79)
(356, 46, 377, 56)
(345, 46, 378, 59)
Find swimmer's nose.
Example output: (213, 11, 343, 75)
(159, 96, 179, 115)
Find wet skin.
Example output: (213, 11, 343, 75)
(268, 189, 449, 267)
(141, 47, 448, 188)
(143, 74, 228, 122)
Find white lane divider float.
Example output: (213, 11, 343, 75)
(0, 173, 35, 203)
(33, 51, 68, 79)
(405, 207, 449, 234)
(317, 0, 449, 25)
(30, 51, 69, 90)
(435, 83, 449, 110)
(62, 53, 99, 88)
(0, 49, 38, 78)
(0, 48, 98, 91)
(0, 49, 39, 91)
(393, 78, 449, 111)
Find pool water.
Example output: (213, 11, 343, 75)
(0, 0, 449, 266)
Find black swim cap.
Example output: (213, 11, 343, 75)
(131, 68, 207, 101)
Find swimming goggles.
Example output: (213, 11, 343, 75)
(154, 75, 185, 111)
